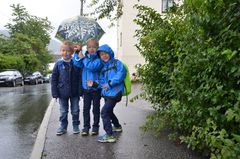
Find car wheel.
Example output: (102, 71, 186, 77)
(12, 80, 16, 87)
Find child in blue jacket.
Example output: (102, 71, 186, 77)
(87, 44, 126, 143)
(73, 38, 102, 136)
(51, 40, 82, 135)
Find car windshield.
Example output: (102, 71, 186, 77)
(0, 71, 14, 76)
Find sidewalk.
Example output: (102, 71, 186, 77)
(30, 84, 206, 159)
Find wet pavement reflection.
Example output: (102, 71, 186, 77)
(0, 84, 52, 159)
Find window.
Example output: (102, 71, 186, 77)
(162, 0, 173, 13)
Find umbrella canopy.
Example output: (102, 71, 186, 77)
(55, 16, 105, 45)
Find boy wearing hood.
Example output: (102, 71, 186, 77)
(73, 38, 103, 136)
(87, 44, 127, 143)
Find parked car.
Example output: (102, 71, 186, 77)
(24, 71, 44, 85)
(43, 74, 51, 83)
(0, 69, 24, 87)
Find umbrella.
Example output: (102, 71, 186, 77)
(55, 16, 105, 45)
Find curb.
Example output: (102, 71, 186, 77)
(29, 99, 55, 159)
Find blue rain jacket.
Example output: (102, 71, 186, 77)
(97, 44, 126, 97)
(73, 51, 102, 91)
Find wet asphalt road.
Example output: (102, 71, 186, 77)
(0, 84, 52, 159)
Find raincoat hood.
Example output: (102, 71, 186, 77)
(97, 44, 115, 60)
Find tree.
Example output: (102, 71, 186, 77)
(5, 4, 53, 46)
(0, 4, 53, 74)
(89, 0, 123, 21)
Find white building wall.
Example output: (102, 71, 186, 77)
(117, 0, 162, 75)
(117, 0, 182, 75)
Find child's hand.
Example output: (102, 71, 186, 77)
(87, 80, 93, 87)
(101, 84, 108, 90)
(78, 52, 84, 58)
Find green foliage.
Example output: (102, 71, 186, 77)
(134, 0, 240, 158)
(0, 4, 53, 74)
(5, 4, 53, 46)
(89, 0, 123, 25)
(134, 5, 181, 110)
(0, 53, 24, 71)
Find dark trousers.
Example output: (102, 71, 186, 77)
(83, 90, 101, 131)
(101, 97, 121, 135)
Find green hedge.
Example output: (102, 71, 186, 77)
(134, 1, 240, 158)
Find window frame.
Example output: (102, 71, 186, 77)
(162, 0, 173, 13)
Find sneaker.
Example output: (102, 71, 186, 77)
(97, 134, 116, 143)
(73, 126, 80, 134)
(112, 126, 122, 132)
(90, 131, 98, 136)
(91, 127, 99, 136)
(56, 127, 67, 136)
(81, 129, 89, 136)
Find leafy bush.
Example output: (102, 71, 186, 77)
(134, 1, 240, 158)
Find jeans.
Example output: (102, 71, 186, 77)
(83, 90, 101, 131)
(59, 96, 80, 129)
(101, 97, 121, 135)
